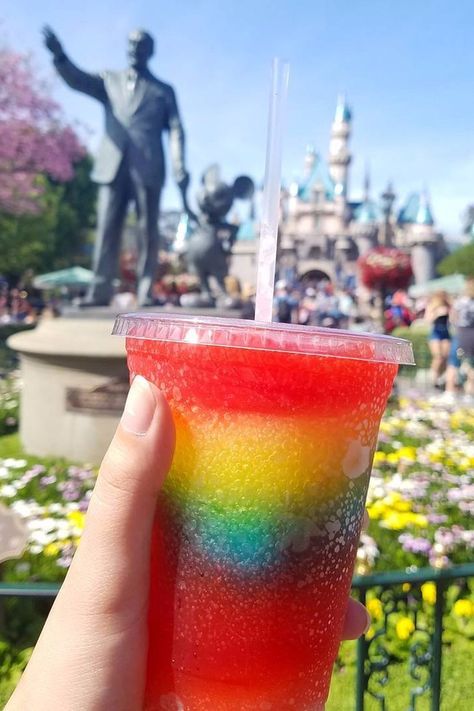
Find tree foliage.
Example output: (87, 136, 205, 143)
(0, 156, 97, 280)
(438, 242, 474, 277)
(0, 47, 84, 214)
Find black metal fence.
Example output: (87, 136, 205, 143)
(353, 563, 474, 711)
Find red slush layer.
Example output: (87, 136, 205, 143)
(127, 337, 397, 416)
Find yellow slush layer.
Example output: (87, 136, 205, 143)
(167, 410, 378, 509)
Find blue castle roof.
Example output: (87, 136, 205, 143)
(298, 153, 335, 202)
(354, 198, 379, 224)
(398, 192, 434, 226)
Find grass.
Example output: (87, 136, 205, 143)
(0, 433, 24, 458)
(327, 637, 474, 710)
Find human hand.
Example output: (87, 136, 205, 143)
(6, 376, 175, 711)
(6, 376, 369, 710)
(42, 26, 64, 58)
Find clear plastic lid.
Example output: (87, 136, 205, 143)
(113, 313, 415, 365)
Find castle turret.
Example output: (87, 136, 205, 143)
(328, 95, 352, 199)
(401, 191, 438, 284)
(352, 167, 379, 255)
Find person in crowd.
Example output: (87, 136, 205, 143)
(452, 277, 474, 398)
(273, 280, 297, 323)
(445, 336, 462, 398)
(384, 290, 413, 333)
(315, 283, 342, 328)
(298, 287, 317, 325)
(425, 291, 451, 387)
(337, 287, 356, 328)
(240, 284, 256, 320)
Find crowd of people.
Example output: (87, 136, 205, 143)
(0, 284, 40, 325)
(423, 279, 474, 400)
(270, 275, 474, 401)
(2, 268, 473, 400)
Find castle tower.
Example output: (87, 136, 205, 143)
(407, 191, 438, 284)
(328, 95, 352, 200)
(353, 166, 379, 255)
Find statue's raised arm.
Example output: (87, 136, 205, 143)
(42, 25, 106, 102)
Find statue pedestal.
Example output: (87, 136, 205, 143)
(8, 306, 243, 464)
(9, 317, 127, 465)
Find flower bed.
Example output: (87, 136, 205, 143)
(0, 393, 472, 585)
(358, 396, 474, 575)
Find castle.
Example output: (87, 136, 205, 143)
(231, 96, 446, 289)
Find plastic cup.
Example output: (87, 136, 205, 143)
(113, 314, 413, 711)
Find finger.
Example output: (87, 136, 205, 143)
(341, 598, 371, 640)
(7, 377, 175, 711)
(62, 375, 175, 621)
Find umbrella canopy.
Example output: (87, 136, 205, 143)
(408, 273, 466, 298)
(33, 267, 94, 290)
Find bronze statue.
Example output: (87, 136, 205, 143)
(184, 166, 254, 307)
(43, 26, 194, 306)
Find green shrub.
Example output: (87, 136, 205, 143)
(392, 325, 430, 374)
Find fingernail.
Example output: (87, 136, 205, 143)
(121, 375, 156, 435)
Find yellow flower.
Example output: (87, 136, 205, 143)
(44, 543, 61, 557)
(396, 617, 415, 640)
(365, 625, 375, 641)
(402, 583, 411, 592)
(453, 599, 474, 618)
(421, 582, 437, 605)
(67, 511, 86, 530)
(373, 451, 386, 464)
(367, 501, 387, 520)
(367, 598, 384, 621)
(380, 511, 428, 530)
(397, 446, 417, 462)
(386, 453, 399, 464)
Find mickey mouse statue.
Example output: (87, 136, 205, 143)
(183, 165, 254, 307)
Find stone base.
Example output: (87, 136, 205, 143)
(8, 307, 243, 464)
(9, 318, 127, 465)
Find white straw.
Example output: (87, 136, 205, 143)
(255, 57, 290, 323)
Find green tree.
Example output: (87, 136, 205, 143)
(0, 156, 97, 280)
(438, 242, 474, 277)
(48, 155, 97, 270)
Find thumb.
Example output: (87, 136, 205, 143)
(7, 377, 175, 711)
(63, 374, 175, 621)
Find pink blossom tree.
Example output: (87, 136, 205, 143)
(0, 47, 84, 215)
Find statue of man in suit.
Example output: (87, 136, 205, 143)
(43, 26, 194, 306)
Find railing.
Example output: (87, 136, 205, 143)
(353, 563, 474, 711)
(1, 562, 474, 710)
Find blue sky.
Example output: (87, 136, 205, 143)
(3, 0, 474, 236)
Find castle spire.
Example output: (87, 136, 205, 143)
(334, 93, 352, 124)
(363, 163, 370, 200)
(415, 189, 434, 226)
(328, 96, 352, 199)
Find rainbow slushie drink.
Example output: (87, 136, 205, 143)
(113, 314, 413, 711)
